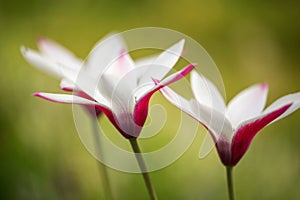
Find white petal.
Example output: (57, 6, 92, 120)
(159, 86, 232, 140)
(262, 92, 300, 124)
(75, 33, 135, 105)
(34, 92, 101, 106)
(21, 46, 63, 78)
(38, 37, 82, 71)
(136, 63, 195, 103)
(136, 39, 185, 85)
(226, 83, 269, 128)
(59, 62, 108, 107)
(102, 50, 137, 94)
(190, 100, 233, 141)
(99, 72, 136, 107)
(84, 33, 128, 80)
(157, 85, 195, 117)
(190, 71, 226, 113)
(151, 39, 184, 76)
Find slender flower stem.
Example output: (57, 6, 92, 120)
(129, 138, 158, 200)
(91, 116, 114, 200)
(226, 166, 235, 200)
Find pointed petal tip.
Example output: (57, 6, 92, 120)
(169, 39, 185, 58)
(37, 36, 48, 44)
(178, 39, 185, 46)
(288, 102, 293, 106)
(33, 92, 48, 100)
(260, 82, 268, 91)
(152, 78, 160, 85)
(177, 39, 186, 57)
(32, 92, 41, 97)
(33, 92, 52, 100)
(182, 63, 196, 75)
(20, 46, 28, 55)
(61, 87, 73, 92)
(282, 102, 293, 111)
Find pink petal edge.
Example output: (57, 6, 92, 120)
(133, 63, 196, 127)
(61, 87, 74, 92)
(229, 103, 292, 166)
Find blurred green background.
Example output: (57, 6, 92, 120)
(1, 0, 300, 199)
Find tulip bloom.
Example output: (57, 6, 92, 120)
(21, 37, 107, 116)
(157, 71, 300, 166)
(22, 34, 194, 200)
(157, 71, 299, 199)
(23, 34, 194, 138)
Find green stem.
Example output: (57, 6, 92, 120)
(129, 138, 158, 200)
(226, 166, 235, 200)
(91, 117, 114, 200)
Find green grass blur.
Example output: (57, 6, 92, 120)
(1, 0, 300, 199)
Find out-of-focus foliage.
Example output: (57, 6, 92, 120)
(0, 0, 299, 199)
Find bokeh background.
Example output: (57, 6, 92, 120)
(1, 0, 300, 199)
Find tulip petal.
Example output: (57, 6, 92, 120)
(157, 84, 232, 141)
(226, 83, 269, 128)
(34, 92, 99, 105)
(34, 92, 109, 110)
(37, 37, 82, 71)
(231, 103, 292, 166)
(157, 80, 234, 166)
(133, 64, 195, 128)
(72, 34, 133, 105)
(152, 63, 196, 90)
(84, 34, 128, 80)
(34, 92, 132, 138)
(100, 50, 137, 98)
(189, 100, 233, 142)
(262, 92, 300, 124)
(21, 47, 64, 78)
(59, 64, 109, 107)
(136, 39, 185, 86)
(190, 71, 226, 113)
(155, 83, 196, 118)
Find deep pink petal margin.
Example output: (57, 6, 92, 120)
(230, 103, 292, 166)
(134, 64, 195, 127)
